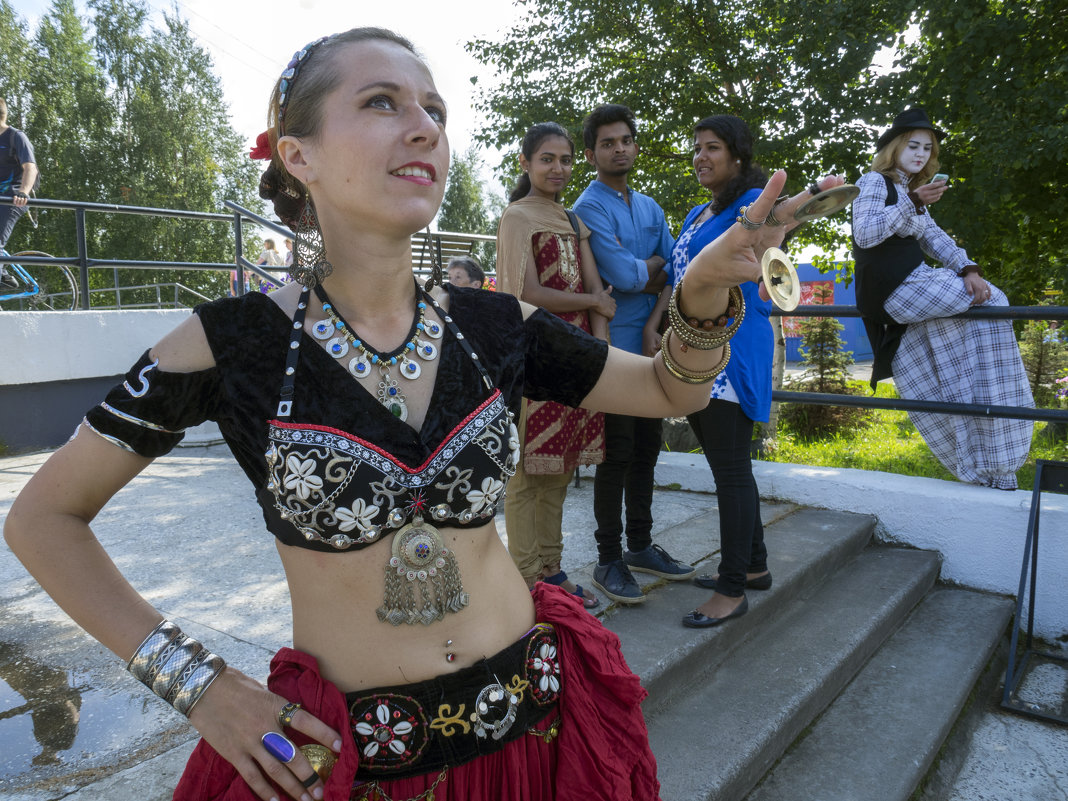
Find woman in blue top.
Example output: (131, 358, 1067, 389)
(647, 115, 774, 628)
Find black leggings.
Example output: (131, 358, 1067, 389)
(687, 399, 768, 597)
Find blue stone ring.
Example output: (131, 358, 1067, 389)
(262, 731, 298, 763)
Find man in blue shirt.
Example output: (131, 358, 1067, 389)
(573, 104, 695, 604)
(0, 98, 38, 289)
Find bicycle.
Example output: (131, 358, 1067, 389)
(0, 248, 79, 311)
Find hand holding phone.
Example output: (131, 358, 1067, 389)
(929, 173, 949, 185)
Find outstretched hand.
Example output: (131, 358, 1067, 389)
(683, 172, 845, 292)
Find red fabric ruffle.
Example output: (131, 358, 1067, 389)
(172, 583, 659, 800)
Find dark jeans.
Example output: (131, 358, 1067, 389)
(593, 413, 662, 563)
(688, 399, 767, 598)
(0, 202, 27, 251)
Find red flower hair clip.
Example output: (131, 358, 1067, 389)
(250, 130, 272, 160)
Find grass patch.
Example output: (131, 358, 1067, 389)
(764, 381, 1068, 488)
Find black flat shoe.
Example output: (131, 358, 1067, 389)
(682, 596, 749, 628)
(693, 572, 772, 591)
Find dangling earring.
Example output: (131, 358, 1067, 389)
(422, 226, 444, 292)
(291, 193, 333, 288)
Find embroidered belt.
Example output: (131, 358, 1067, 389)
(347, 623, 560, 781)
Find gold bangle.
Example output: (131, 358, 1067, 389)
(660, 328, 731, 384)
(668, 281, 745, 350)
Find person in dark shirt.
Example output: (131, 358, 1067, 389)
(0, 98, 38, 288)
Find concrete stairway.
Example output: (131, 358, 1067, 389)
(587, 507, 1014, 801)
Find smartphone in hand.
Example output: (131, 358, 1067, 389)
(929, 173, 949, 185)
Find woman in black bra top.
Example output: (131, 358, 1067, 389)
(6, 27, 826, 801)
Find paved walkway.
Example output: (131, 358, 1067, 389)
(0, 444, 1064, 800)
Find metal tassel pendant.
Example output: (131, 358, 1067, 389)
(377, 515, 470, 626)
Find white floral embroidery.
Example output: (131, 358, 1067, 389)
(335, 498, 380, 532)
(506, 421, 520, 468)
(466, 477, 504, 513)
(283, 455, 323, 500)
(354, 703, 414, 758)
(532, 642, 560, 694)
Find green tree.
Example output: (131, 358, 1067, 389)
(1018, 320, 1068, 408)
(437, 145, 498, 271)
(781, 284, 870, 436)
(0, 0, 259, 306)
(468, 0, 1067, 300)
(468, 0, 916, 252)
(889, 0, 1068, 303)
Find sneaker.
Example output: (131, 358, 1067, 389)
(624, 544, 696, 581)
(0, 271, 18, 290)
(592, 560, 645, 605)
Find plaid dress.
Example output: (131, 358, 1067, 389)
(854, 171, 1034, 489)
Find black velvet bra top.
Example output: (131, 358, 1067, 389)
(263, 287, 518, 551)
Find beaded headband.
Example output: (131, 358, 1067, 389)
(278, 35, 334, 135)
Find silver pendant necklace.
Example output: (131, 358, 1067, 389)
(311, 281, 442, 421)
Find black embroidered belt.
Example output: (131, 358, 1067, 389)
(345, 623, 560, 781)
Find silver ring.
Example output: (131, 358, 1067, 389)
(278, 701, 301, 728)
(766, 203, 787, 227)
(736, 205, 765, 230)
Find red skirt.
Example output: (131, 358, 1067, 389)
(173, 583, 661, 801)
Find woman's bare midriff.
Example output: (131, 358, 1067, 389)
(279, 519, 535, 693)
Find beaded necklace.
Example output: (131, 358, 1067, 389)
(311, 281, 443, 421)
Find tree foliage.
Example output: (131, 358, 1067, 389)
(468, 0, 1066, 302)
(781, 284, 870, 436)
(0, 0, 259, 305)
(437, 145, 499, 270)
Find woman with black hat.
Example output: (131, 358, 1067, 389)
(851, 107, 1033, 490)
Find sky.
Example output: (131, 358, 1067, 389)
(17, 0, 521, 168)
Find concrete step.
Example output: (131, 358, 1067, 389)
(596, 507, 878, 708)
(647, 546, 941, 801)
(746, 587, 1013, 801)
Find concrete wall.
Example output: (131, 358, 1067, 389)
(657, 453, 1068, 640)
(2, 310, 221, 451)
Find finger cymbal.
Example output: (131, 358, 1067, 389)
(761, 247, 800, 311)
(793, 184, 860, 223)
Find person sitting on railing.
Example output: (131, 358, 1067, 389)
(852, 107, 1034, 490)
(0, 97, 39, 289)
(6, 27, 827, 801)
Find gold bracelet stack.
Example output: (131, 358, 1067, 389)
(667, 281, 745, 351)
(127, 619, 226, 717)
(660, 328, 731, 383)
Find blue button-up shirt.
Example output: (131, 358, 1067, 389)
(573, 180, 675, 354)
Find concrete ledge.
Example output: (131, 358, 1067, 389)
(656, 453, 1068, 639)
(0, 309, 190, 385)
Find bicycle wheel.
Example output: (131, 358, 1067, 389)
(11, 251, 80, 310)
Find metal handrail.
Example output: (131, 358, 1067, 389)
(5, 193, 1063, 426)
(771, 301, 1068, 423)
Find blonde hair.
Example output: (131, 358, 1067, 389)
(871, 130, 941, 190)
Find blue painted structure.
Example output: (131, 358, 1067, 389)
(784, 263, 873, 362)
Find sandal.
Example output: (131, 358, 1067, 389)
(542, 569, 599, 608)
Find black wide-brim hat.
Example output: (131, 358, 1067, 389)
(876, 107, 946, 151)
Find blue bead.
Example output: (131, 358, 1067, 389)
(388, 387, 397, 396)
(407, 364, 416, 372)
(416, 323, 425, 331)
(389, 357, 398, 365)
(424, 346, 432, 354)
(371, 355, 379, 364)
(335, 321, 343, 330)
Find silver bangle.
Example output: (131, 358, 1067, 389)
(173, 653, 227, 717)
(127, 620, 182, 684)
(126, 619, 226, 717)
(151, 635, 203, 699)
